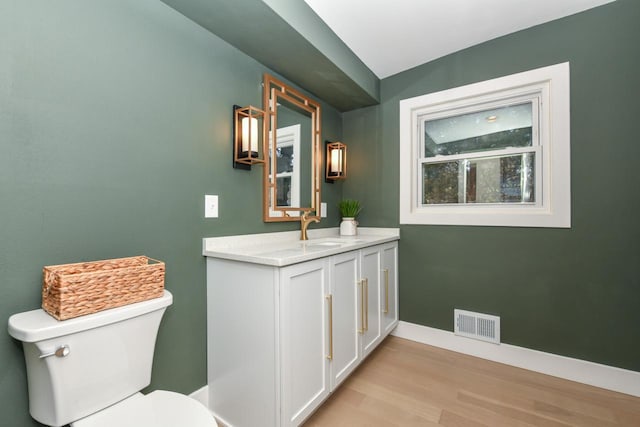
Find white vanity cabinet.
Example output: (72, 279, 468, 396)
(360, 245, 382, 357)
(357, 242, 398, 358)
(280, 258, 331, 426)
(380, 243, 399, 336)
(328, 251, 360, 389)
(205, 233, 399, 427)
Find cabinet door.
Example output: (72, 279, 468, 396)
(381, 242, 399, 335)
(329, 251, 360, 389)
(360, 246, 382, 357)
(280, 259, 330, 427)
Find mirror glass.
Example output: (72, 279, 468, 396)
(263, 74, 321, 222)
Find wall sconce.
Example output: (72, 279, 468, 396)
(233, 105, 265, 170)
(325, 141, 347, 183)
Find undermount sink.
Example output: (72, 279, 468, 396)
(302, 238, 364, 247)
(256, 239, 366, 258)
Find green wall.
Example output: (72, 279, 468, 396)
(344, 0, 640, 371)
(0, 2, 342, 426)
(3, 2, 638, 426)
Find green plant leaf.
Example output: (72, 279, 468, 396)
(338, 199, 362, 218)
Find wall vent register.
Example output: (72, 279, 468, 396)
(454, 309, 500, 344)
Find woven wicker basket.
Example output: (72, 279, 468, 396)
(42, 256, 165, 320)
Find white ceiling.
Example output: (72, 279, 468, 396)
(304, 0, 616, 79)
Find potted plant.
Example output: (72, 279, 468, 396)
(338, 199, 362, 236)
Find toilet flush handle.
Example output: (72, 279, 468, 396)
(39, 345, 70, 359)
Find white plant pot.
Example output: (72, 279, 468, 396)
(340, 217, 358, 236)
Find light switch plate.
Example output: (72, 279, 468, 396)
(320, 202, 327, 218)
(205, 195, 219, 218)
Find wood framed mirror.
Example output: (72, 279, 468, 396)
(263, 74, 322, 222)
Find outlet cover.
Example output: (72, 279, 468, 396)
(205, 195, 218, 218)
(320, 202, 327, 218)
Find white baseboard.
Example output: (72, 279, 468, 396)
(392, 321, 640, 397)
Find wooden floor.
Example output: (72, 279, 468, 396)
(304, 336, 640, 427)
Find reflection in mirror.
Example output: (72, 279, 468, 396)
(263, 74, 321, 222)
(272, 124, 300, 210)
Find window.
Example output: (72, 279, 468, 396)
(399, 63, 571, 227)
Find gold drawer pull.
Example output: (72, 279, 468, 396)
(383, 268, 389, 314)
(364, 278, 369, 332)
(358, 280, 365, 334)
(326, 294, 333, 360)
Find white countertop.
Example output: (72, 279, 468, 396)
(203, 227, 399, 266)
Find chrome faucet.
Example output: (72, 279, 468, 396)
(300, 211, 320, 241)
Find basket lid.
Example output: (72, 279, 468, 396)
(8, 291, 173, 343)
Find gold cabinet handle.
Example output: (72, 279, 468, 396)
(364, 278, 369, 332)
(326, 294, 333, 360)
(358, 280, 365, 334)
(383, 269, 389, 314)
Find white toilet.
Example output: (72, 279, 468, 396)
(8, 290, 218, 427)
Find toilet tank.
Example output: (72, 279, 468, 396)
(8, 291, 173, 427)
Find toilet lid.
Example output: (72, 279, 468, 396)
(71, 391, 218, 427)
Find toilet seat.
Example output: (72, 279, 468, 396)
(71, 390, 218, 427)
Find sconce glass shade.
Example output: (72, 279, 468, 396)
(325, 141, 347, 182)
(234, 105, 265, 169)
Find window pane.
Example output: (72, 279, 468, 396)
(422, 161, 461, 204)
(276, 146, 294, 173)
(466, 154, 535, 203)
(424, 103, 532, 157)
(422, 153, 535, 205)
(276, 176, 292, 206)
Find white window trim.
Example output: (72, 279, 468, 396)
(399, 62, 571, 228)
